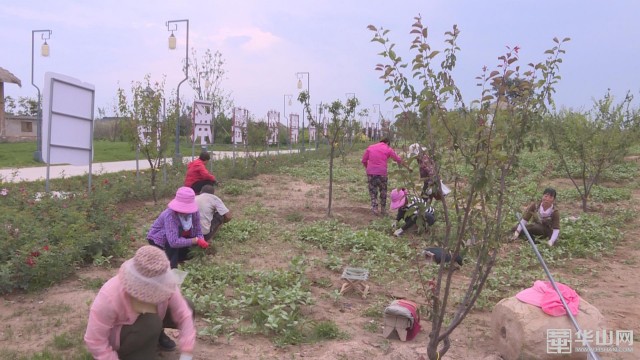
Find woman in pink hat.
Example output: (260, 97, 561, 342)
(390, 188, 435, 237)
(84, 245, 196, 359)
(147, 187, 209, 269)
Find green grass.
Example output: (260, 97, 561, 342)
(0, 142, 42, 168)
(0, 140, 317, 169)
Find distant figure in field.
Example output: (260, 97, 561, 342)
(511, 188, 560, 246)
(184, 150, 217, 194)
(361, 138, 411, 216)
(422, 247, 464, 267)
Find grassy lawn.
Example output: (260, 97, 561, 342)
(0, 140, 308, 168)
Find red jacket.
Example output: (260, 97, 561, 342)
(184, 159, 216, 187)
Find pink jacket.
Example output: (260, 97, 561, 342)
(361, 142, 403, 176)
(84, 276, 196, 359)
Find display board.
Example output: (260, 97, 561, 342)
(41, 72, 95, 166)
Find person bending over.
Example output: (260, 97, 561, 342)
(196, 184, 232, 242)
(184, 150, 217, 194)
(390, 188, 436, 237)
(147, 187, 209, 269)
(84, 245, 196, 359)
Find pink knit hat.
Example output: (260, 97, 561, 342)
(390, 188, 408, 210)
(119, 246, 179, 304)
(168, 187, 198, 214)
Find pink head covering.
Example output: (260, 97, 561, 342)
(168, 187, 198, 214)
(390, 188, 408, 210)
(118, 246, 179, 304)
(516, 280, 580, 316)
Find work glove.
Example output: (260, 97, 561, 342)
(196, 237, 209, 249)
(391, 220, 398, 229)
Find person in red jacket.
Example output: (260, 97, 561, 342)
(184, 151, 217, 194)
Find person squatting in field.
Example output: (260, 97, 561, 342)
(390, 188, 436, 237)
(84, 245, 196, 359)
(511, 187, 560, 246)
(195, 184, 232, 254)
(184, 150, 217, 195)
(147, 187, 209, 269)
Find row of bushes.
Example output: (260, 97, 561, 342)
(0, 148, 333, 294)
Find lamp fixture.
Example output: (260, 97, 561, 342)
(41, 40, 50, 57)
(168, 32, 176, 50)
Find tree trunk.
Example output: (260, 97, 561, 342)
(327, 145, 335, 217)
(151, 166, 157, 203)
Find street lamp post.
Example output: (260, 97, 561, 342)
(31, 29, 52, 162)
(166, 19, 189, 164)
(372, 104, 381, 140)
(295, 72, 309, 153)
(283, 94, 292, 152)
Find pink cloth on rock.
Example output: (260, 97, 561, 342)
(516, 280, 580, 317)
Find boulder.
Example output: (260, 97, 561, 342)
(492, 296, 606, 360)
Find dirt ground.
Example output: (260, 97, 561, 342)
(0, 173, 638, 360)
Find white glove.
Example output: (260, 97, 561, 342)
(391, 220, 398, 229)
(179, 354, 193, 360)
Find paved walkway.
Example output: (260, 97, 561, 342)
(0, 149, 302, 183)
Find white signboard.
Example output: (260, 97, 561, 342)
(41, 72, 95, 165)
(137, 125, 161, 149)
(232, 107, 247, 145)
(267, 110, 279, 145)
(193, 100, 213, 145)
(323, 117, 328, 136)
(289, 113, 299, 144)
(308, 126, 316, 141)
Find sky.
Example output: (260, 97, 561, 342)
(2, 0, 640, 124)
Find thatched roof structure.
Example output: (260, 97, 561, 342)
(1, 67, 23, 137)
(0, 67, 22, 87)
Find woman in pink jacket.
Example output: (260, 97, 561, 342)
(84, 246, 196, 360)
(361, 138, 410, 215)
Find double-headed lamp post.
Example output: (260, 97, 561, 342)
(283, 94, 292, 151)
(166, 19, 189, 164)
(31, 29, 52, 162)
(295, 72, 309, 152)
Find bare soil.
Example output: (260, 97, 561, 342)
(0, 174, 638, 360)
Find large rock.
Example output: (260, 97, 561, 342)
(492, 296, 606, 360)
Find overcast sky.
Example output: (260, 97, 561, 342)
(2, 1, 639, 123)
